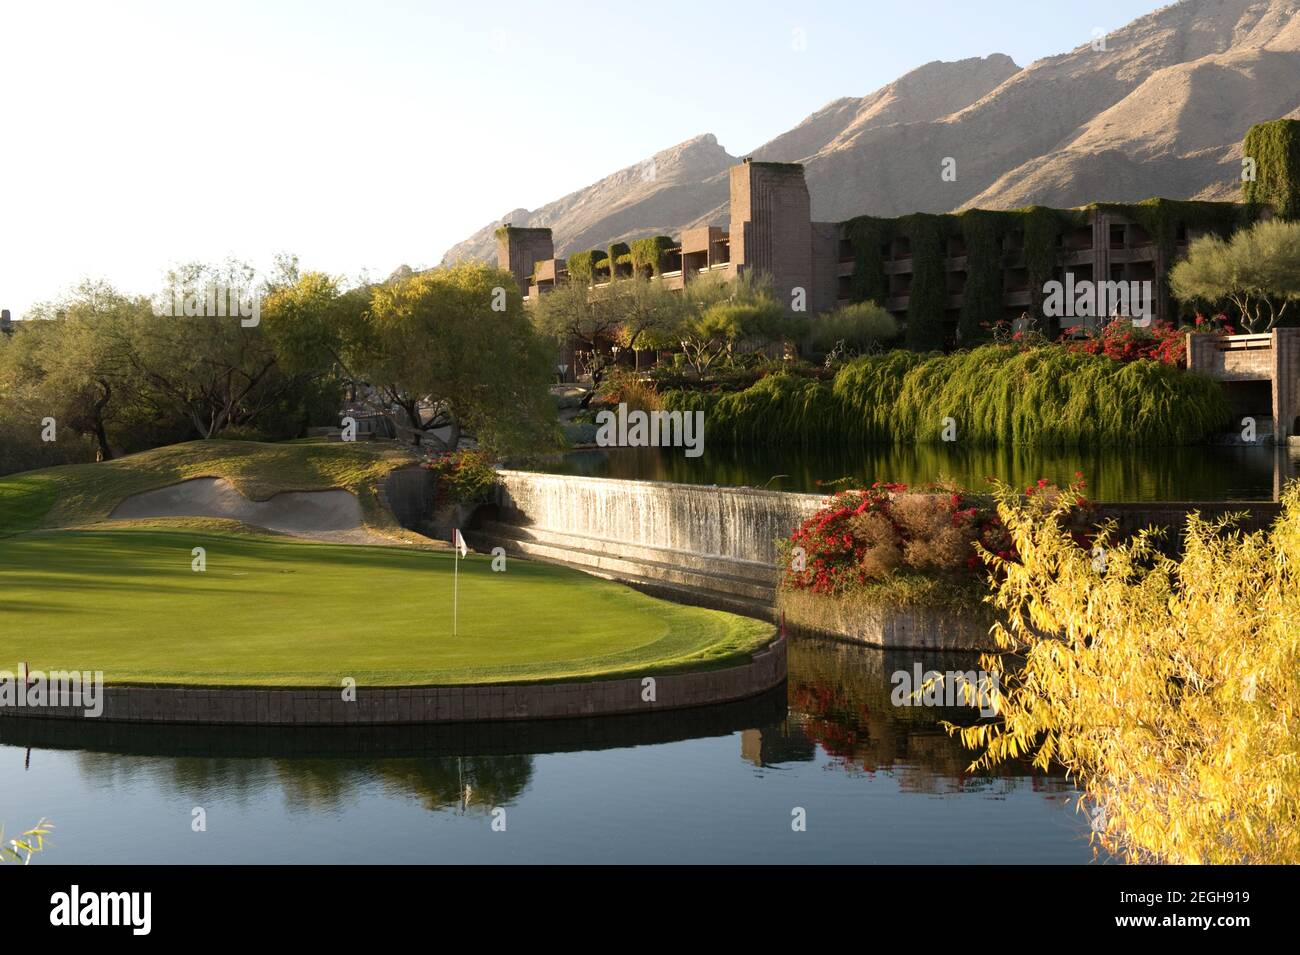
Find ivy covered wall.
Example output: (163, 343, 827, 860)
(1243, 119, 1300, 220)
(629, 236, 676, 276)
(565, 249, 609, 284)
(842, 198, 1247, 347)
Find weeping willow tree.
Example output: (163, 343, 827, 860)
(664, 344, 1230, 448)
(953, 480, 1300, 864)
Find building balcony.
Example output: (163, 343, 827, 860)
(1107, 244, 1159, 264)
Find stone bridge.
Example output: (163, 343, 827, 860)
(1187, 328, 1300, 441)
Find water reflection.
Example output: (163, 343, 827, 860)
(0, 636, 1093, 862)
(533, 444, 1297, 501)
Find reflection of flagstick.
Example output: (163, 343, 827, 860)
(453, 528, 468, 637)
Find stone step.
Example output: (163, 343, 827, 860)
(471, 522, 777, 599)
(486, 545, 775, 621)
(469, 528, 776, 602)
(476, 520, 778, 587)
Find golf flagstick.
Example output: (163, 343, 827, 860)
(453, 528, 468, 637)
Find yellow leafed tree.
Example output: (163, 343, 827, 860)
(954, 481, 1300, 864)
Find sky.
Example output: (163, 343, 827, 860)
(0, 0, 1169, 318)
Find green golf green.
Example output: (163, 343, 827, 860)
(0, 529, 774, 686)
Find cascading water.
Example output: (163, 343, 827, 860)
(494, 471, 824, 565)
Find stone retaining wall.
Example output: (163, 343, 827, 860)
(777, 589, 996, 650)
(384, 466, 436, 530)
(0, 636, 786, 726)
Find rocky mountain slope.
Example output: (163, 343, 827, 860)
(441, 0, 1300, 266)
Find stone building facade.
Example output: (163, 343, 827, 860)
(1187, 327, 1300, 440)
(501, 161, 1246, 338)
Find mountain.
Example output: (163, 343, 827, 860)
(441, 0, 1300, 266)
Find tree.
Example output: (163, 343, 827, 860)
(356, 263, 558, 455)
(3, 282, 144, 461)
(674, 272, 786, 375)
(955, 479, 1300, 863)
(530, 277, 619, 355)
(1170, 218, 1300, 332)
(128, 314, 300, 439)
(261, 271, 366, 379)
(604, 276, 686, 367)
(125, 260, 340, 440)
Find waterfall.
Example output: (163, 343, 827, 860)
(494, 470, 824, 565)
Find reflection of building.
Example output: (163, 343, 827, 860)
(740, 726, 816, 767)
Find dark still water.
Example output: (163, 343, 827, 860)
(1, 638, 1097, 864)
(534, 444, 1296, 501)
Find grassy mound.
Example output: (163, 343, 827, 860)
(0, 528, 774, 685)
(0, 440, 419, 537)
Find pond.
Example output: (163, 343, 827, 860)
(534, 444, 1296, 501)
(0, 637, 1099, 864)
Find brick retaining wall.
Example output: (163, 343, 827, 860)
(0, 635, 786, 726)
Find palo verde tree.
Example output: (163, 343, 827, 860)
(356, 263, 558, 454)
(1169, 218, 1300, 332)
(673, 272, 786, 375)
(603, 275, 686, 367)
(530, 276, 622, 357)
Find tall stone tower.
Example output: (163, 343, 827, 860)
(495, 226, 554, 296)
(729, 160, 813, 313)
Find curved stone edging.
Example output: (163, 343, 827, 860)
(777, 590, 996, 650)
(0, 636, 787, 726)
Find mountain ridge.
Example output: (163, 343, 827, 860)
(440, 0, 1300, 267)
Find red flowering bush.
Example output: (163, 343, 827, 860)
(1060, 316, 1235, 367)
(425, 449, 496, 506)
(780, 479, 1093, 597)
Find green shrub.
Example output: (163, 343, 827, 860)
(426, 449, 497, 505)
(803, 302, 899, 357)
(629, 236, 676, 276)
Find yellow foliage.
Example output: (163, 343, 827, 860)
(953, 481, 1300, 863)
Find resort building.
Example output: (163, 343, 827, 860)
(498, 160, 1253, 343)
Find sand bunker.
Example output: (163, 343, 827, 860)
(110, 478, 389, 544)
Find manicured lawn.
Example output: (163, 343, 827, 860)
(0, 529, 774, 685)
(0, 439, 419, 536)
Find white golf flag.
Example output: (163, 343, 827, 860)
(453, 528, 468, 558)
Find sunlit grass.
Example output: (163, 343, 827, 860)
(0, 528, 773, 685)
